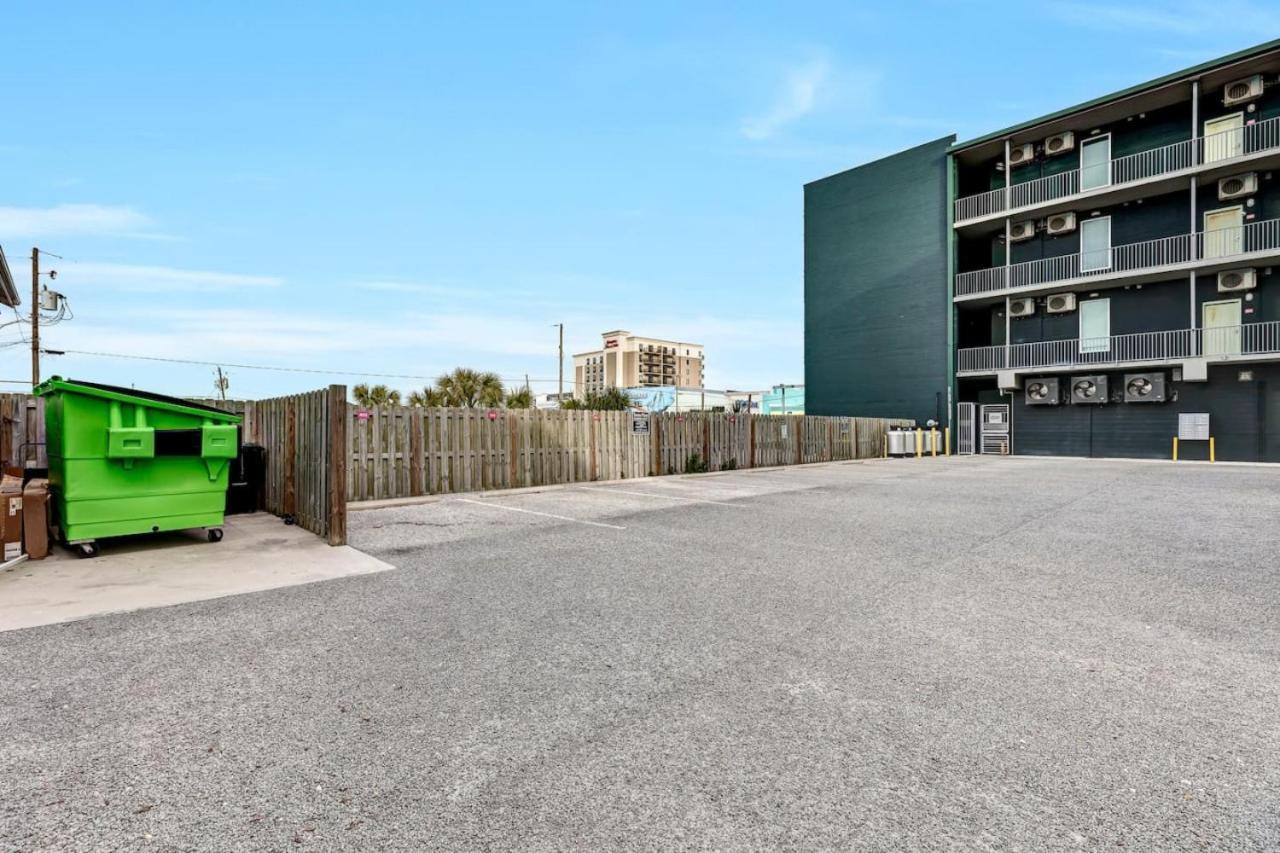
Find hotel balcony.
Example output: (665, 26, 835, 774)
(955, 218, 1280, 301)
(956, 321, 1280, 376)
(953, 116, 1280, 227)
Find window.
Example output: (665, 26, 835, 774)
(1080, 216, 1112, 272)
(1080, 135, 1111, 191)
(1079, 298, 1111, 353)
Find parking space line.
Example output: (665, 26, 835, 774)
(455, 498, 627, 530)
(578, 486, 745, 507)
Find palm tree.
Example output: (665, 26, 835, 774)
(353, 383, 401, 407)
(561, 387, 632, 411)
(505, 387, 534, 409)
(407, 387, 447, 408)
(436, 368, 506, 408)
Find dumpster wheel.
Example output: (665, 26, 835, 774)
(207, 528, 224, 543)
(74, 542, 99, 559)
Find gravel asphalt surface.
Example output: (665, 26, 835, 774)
(2, 456, 1279, 851)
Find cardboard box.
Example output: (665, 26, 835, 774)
(1, 475, 23, 562)
(22, 478, 49, 560)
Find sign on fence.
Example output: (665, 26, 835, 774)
(630, 412, 651, 436)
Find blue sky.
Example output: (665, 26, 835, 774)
(2, 1, 1277, 399)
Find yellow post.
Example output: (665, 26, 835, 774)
(915, 429, 922, 458)
(1210, 436, 1216, 463)
(883, 434, 888, 459)
(1172, 436, 1178, 462)
(930, 428, 937, 457)
(945, 426, 951, 456)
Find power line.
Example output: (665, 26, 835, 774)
(44, 348, 568, 386)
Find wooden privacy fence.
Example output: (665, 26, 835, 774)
(347, 407, 912, 502)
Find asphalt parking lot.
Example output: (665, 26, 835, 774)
(3, 456, 1279, 850)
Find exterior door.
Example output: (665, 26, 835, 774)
(1080, 216, 1112, 272)
(957, 402, 976, 454)
(979, 404, 1010, 455)
(1204, 113, 1244, 163)
(1080, 135, 1112, 191)
(1203, 207, 1243, 259)
(1203, 299, 1242, 356)
(1079, 298, 1111, 354)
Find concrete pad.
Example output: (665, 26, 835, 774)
(0, 512, 393, 632)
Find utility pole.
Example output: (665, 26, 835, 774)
(553, 323, 564, 401)
(216, 366, 229, 401)
(30, 247, 39, 388)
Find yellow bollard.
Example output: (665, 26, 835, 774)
(945, 426, 951, 456)
(1172, 436, 1179, 462)
(930, 428, 937, 457)
(1210, 436, 1216, 463)
(883, 434, 888, 459)
(915, 429, 922, 458)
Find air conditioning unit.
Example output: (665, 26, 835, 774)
(1223, 74, 1264, 107)
(1025, 377, 1061, 406)
(1218, 172, 1258, 200)
(1009, 143, 1036, 166)
(1045, 292, 1077, 313)
(1009, 297, 1036, 317)
(1070, 374, 1109, 405)
(1218, 268, 1257, 292)
(1010, 220, 1037, 242)
(1124, 372, 1167, 403)
(1044, 131, 1075, 156)
(1045, 211, 1077, 235)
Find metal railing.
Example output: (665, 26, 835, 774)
(953, 115, 1280, 223)
(956, 217, 1280, 297)
(956, 321, 1280, 374)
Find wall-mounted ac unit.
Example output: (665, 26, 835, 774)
(1009, 297, 1036, 317)
(1124, 372, 1167, 403)
(1045, 212, 1077, 235)
(1009, 220, 1037, 242)
(1009, 143, 1036, 166)
(1218, 172, 1258, 201)
(1070, 374, 1108, 404)
(1025, 377, 1061, 406)
(1218, 268, 1257, 292)
(1044, 131, 1075, 156)
(1223, 74, 1264, 107)
(1045, 292, 1077, 313)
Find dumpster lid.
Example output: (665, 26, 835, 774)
(33, 376, 242, 422)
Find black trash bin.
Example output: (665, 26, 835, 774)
(226, 443, 266, 515)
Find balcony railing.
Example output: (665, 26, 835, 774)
(956, 321, 1280, 374)
(954, 115, 1280, 223)
(955, 217, 1280, 297)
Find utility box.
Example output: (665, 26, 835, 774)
(1, 475, 22, 562)
(34, 377, 242, 557)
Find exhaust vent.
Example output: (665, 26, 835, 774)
(1124, 372, 1167, 403)
(1070, 374, 1108, 405)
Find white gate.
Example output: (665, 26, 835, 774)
(957, 403, 976, 455)
(979, 404, 1011, 455)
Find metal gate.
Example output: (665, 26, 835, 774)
(957, 403, 976, 454)
(979, 404, 1011, 455)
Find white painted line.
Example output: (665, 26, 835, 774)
(455, 498, 627, 530)
(579, 486, 744, 507)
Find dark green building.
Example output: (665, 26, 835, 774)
(805, 40, 1280, 462)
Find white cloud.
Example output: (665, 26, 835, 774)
(0, 204, 158, 239)
(740, 58, 832, 141)
(62, 263, 283, 292)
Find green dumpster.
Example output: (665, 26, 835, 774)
(34, 377, 242, 557)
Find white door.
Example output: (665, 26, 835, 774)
(1203, 207, 1243, 259)
(1080, 135, 1112, 191)
(1079, 298, 1111, 354)
(1204, 113, 1244, 163)
(1203, 299, 1242, 356)
(1080, 216, 1112, 272)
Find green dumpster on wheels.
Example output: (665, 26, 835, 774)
(34, 377, 242, 557)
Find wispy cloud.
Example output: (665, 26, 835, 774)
(61, 262, 283, 292)
(1048, 1, 1280, 33)
(0, 204, 165, 239)
(740, 58, 832, 141)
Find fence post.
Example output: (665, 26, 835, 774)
(327, 385, 348, 546)
(702, 415, 711, 468)
(795, 416, 803, 465)
(284, 400, 298, 519)
(651, 414, 661, 477)
(748, 416, 756, 468)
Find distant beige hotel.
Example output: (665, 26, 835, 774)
(573, 330, 705, 397)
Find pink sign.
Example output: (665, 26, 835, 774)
(357, 410, 370, 421)
(487, 409, 498, 421)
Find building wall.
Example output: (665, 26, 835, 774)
(1012, 363, 1280, 462)
(804, 135, 955, 423)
